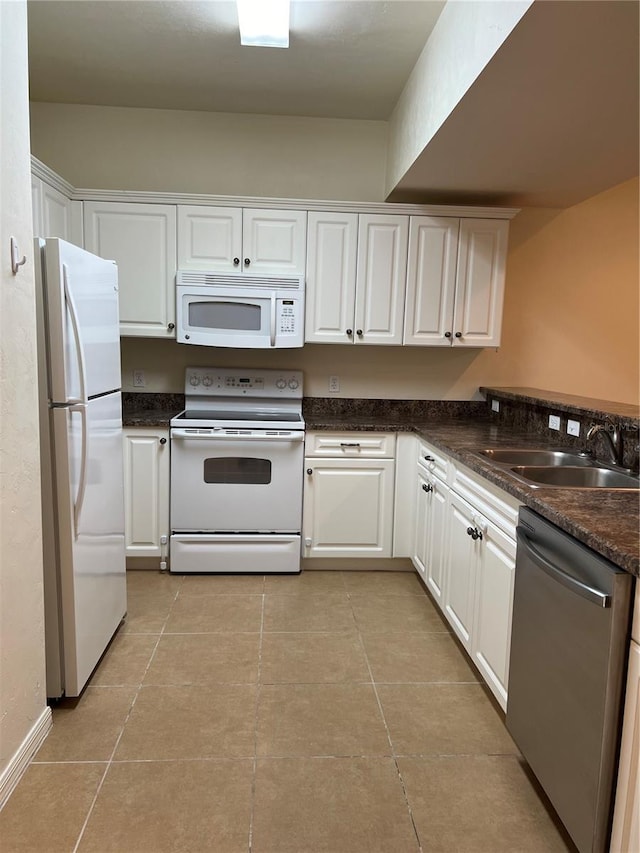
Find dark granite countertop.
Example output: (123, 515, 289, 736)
(123, 393, 639, 576)
(481, 386, 639, 425)
(306, 413, 639, 577)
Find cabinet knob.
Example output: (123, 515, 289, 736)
(346, 329, 353, 336)
(422, 483, 433, 493)
(455, 332, 462, 338)
(233, 257, 240, 266)
(466, 526, 482, 540)
(306, 468, 313, 475)
(444, 331, 452, 339)
(244, 258, 250, 266)
(159, 437, 167, 445)
(356, 329, 363, 337)
(167, 323, 175, 331)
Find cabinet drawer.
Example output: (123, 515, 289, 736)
(416, 438, 448, 482)
(451, 461, 521, 539)
(305, 431, 395, 458)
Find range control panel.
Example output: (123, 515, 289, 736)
(184, 367, 303, 398)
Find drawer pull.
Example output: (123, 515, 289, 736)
(340, 442, 361, 448)
(424, 454, 434, 461)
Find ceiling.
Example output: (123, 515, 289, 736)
(27, 0, 639, 207)
(27, 0, 445, 120)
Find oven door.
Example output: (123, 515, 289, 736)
(170, 429, 304, 532)
(176, 285, 273, 348)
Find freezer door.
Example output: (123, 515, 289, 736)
(51, 392, 126, 697)
(44, 239, 121, 402)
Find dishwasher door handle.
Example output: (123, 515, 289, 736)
(516, 527, 611, 608)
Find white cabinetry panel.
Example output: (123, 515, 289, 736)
(177, 205, 242, 272)
(355, 214, 409, 345)
(243, 208, 307, 276)
(611, 640, 640, 853)
(122, 429, 170, 560)
(84, 202, 177, 338)
(305, 211, 358, 344)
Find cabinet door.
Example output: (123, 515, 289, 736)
(303, 457, 395, 558)
(354, 214, 409, 345)
(122, 429, 170, 558)
(412, 470, 430, 581)
(84, 202, 177, 338)
(305, 211, 357, 344)
(403, 216, 459, 346)
(242, 208, 307, 276)
(426, 477, 449, 605)
(611, 641, 640, 853)
(177, 205, 242, 272)
(443, 492, 477, 651)
(32, 178, 83, 246)
(471, 521, 515, 710)
(451, 219, 509, 347)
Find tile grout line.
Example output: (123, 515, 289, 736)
(71, 575, 183, 853)
(247, 575, 266, 853)
(345, 587, 425, 853)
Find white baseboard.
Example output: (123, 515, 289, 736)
(0, 706, 52, 811)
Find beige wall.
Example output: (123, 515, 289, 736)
(386, 0, 532, 195)
(29, 103, 388, 202)
(121, 178, 639, 405)
(0, 1, 47, 789)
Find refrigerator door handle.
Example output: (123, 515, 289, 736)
(71, 403, 88, 539)
(63, 264, 87, 404)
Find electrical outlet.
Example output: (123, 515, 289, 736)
(133, 369, 146, 387)
(548, 414, 561, 431)
(328, 375, 340, 393)
(491, 399, 500, 412)
(567, 419, 581, 437)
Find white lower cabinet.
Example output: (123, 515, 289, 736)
(413, 467, 449, 606)
(303, 432, 395, 558)
(410, 438, 520, 710)
(122, 428, 170, 561)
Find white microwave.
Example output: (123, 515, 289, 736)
(176, 272, 305, 348)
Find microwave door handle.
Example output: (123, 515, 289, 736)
(270, 294, 277, 347)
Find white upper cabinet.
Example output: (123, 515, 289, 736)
(403, 217, 459, 346)
(84, 201, 177, 338)
(177, 205, 306, 276)
(31, 175, 83, 246)
(177, 206, 242, 272)
(451, 218, 509, 347)
(305, 211, 358, 344)
(243, 208, 307, 276)
(404, 217, 509, 348)
(354, 214, 409, 345)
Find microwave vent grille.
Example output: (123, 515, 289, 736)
(177, 271, 303, 291)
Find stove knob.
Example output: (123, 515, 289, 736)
(276, 378, 286, 389)
(202, 375, 213, 387)
(288, 378, 299, 390)
(189, 375, 200, 386)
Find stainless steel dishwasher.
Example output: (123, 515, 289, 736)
(506, 507, 634, 853)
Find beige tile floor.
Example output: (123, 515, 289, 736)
(0, 570, 576, 853)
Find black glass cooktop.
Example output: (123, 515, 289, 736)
(179, 409, 303, 423)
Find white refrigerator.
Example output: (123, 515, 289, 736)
(36, 238, 127, 698)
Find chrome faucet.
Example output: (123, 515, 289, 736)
(585, 419, 625, 467)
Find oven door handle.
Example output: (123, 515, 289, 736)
(171, 429, 304, 442)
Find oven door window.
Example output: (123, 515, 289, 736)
(188, 300, 262, 332)
(203, 456, 272, 485)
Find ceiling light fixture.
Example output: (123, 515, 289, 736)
(237, 0, 290, 48)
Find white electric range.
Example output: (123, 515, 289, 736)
(169, 367, 304, 573)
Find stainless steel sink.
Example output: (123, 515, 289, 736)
(509, 465, 640, 489)
(474, 447, 640, 490)
(479, 449, 594, 467)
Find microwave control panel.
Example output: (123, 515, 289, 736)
(278, 300, 297, 335)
